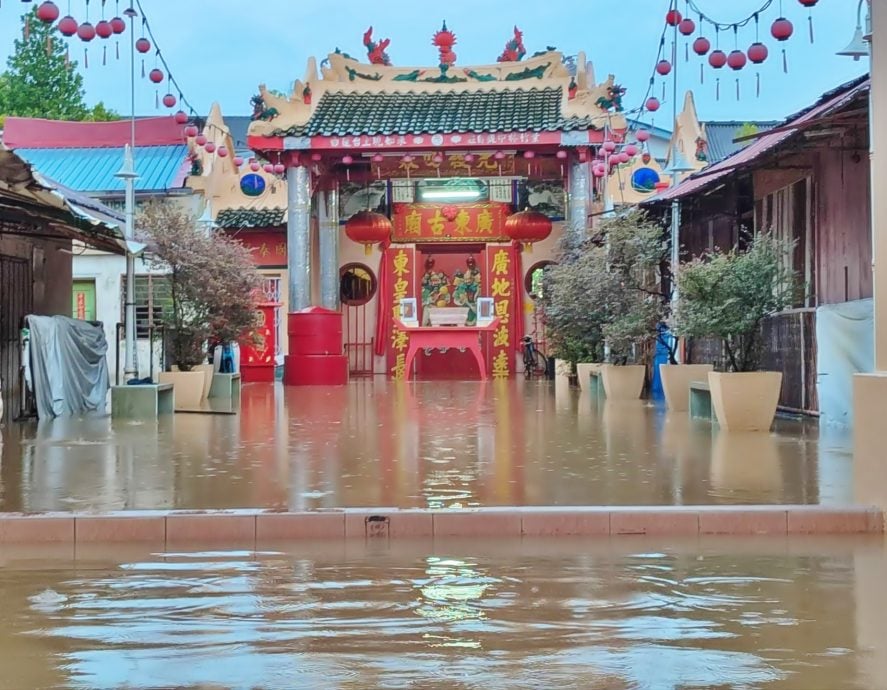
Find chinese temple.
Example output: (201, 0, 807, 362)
(240, 24, 631, 384)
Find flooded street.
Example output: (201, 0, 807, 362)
(0, 538, 884, 689)
(0, 381, 851, 512)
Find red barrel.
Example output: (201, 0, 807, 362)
(287, 306, 342, 355)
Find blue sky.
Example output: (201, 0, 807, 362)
(0, 0, 868, 126)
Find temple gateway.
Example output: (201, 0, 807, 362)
(246, 24, 631, 384)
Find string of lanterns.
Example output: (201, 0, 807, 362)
(652, 0, 819, 102)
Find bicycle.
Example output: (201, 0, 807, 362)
(521, 335, 549, 378)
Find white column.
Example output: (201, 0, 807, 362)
(318, 184, 340, 310)
(568, 157, 591, 244)
(286, 165, 312, 312)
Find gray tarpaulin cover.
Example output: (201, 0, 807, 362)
(816, 299, 873, 428)
(25, 315, 109, 419)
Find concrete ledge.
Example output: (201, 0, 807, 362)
(0, 505, 882, 546)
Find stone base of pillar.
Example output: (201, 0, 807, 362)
(284, 308, 348, 386)
(853, 372, 887, 509)
(284, 354, 348, 385)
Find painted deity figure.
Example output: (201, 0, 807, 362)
(421, 257, 452, 325)
(453, 255, 482, 325)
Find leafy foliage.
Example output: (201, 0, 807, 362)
(672, 233, 800, 372)
(540, 209, 670, 367)
(0, 9, 117, 121)
(139, 202, 262, 371)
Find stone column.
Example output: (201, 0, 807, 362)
(286, 164, 311, 312)
(317, 184, 340, 311)
(568, 157, 590, 245)
(854, 1, 887, 509)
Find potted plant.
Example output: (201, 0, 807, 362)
(542, 210, 670, 400)
(140, 202, 261, 409)
(672, 233, 799, 431)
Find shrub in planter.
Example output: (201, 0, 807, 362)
(672, 233, 801, 430)
(139, 202, 262, 373)
(540, 210, 670, 387)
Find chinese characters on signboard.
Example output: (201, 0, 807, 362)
(486, 245, 517, 379)
(388, 247, 414, 380)
(391, 203, 511, 242)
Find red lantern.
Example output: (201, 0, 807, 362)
(693, 36, 711, 55)
(656, 60, 672, 76)
(617, 151, 630, 164)
(665, 9, 682, 26)
(727, 50, 747, 70)
(148, 68, 164, 83)
(233, 156, 244, 167)
(798, 0, 817, 5)
(162, 93, 176, 108)
(748, 42, 769, 64)
(250, 160, 261, 172)
(504, 209, 552, 252)
(110, 16, 126, 34)
(184, 124, 198, 138)
(273, 162, 286, 175)
(345, 210, 392, 255)
(217, 146, 229, 158)
(77, 22, 96, 41)
(636, 129, 651, 142)
(645, 96, 660, 112)
(603, 140, 617, 153)
(58, 15, 78, 36)
(36, 1, 60, 23)
(771, 17, 793, 41)
(174, 110, 188, 125)
(195, 133, 207, 146)
(263, 163, 275, 173)
(678, 18, 695, 36)
(708, 49, 727, 68)
(204, 142, 216, 154)
(95, 20, 113, 39)
(593, 165, 606, 178)
(556, 150, 568, 160)
(625, 144, 638, 157)
(135, 37, 151, 53)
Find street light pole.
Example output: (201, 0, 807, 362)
(118, 5, 140, 382)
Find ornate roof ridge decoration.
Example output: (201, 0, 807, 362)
(247, 26, 628, 140)
(215, 206, 287, 229)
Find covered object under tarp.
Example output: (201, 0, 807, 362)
(25, 315, 110, 419)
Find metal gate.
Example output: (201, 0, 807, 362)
(0, 255, 32, 423)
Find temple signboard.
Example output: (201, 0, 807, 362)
(391, 203, 511, 242)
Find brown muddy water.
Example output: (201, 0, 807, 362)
(0, 538, 885, 690)
(0, 381, 850, 512)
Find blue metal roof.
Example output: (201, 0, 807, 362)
(13, 145, 189, 194)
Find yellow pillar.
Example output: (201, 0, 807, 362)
(854, 0, 887, 509)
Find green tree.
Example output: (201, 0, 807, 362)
(0, 8, 117, 121)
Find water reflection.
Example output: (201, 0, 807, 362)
(0, 538, 881, 689)
(0, 381, 850, 512)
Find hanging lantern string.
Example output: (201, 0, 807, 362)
(133, 0, 200, 118)
(626, 1, 672, 133)
(687, 0, 774, 32)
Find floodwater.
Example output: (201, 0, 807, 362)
(0, 380, 852, 512)
(1, 538, 886, 690)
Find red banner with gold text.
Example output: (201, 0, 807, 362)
(485, 243, 520, 378)
(386, 246, 416, 379)
(392, 203, 511, 243)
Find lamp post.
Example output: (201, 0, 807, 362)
(666, 149, 695, 343)
(113, 5, 140, 383)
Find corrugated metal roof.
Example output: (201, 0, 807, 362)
(703, 121, 779, 163)
(646, 76, 870, 204)
(12, 145, 189, 193)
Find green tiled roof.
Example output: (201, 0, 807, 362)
(274, 87, 597, 137)
(216, 207, 286, 229)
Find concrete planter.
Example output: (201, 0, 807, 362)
(576, 363, 603, 393)
(708, 371, 783, 432)
(158, 370, 206, 410)
(600, 364, 645, 401)
(659, 364, 714, 412)
(195, 363, 215, 401)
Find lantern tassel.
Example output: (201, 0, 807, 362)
(661, 81, 666, 100)
(364, 244, 372, 256)
(155, 90, 159, 109)
(700, 63, 704, 85)
(782, 49, 788, 74)
(64, 44, 70, 68)
(46, 35, 52, 56)
(116, 41, 119, 60)
(102, 45, 107, 66)
(736, 78, 740, 101)
(808, 15, 814, 44)
(685, 42, 689, 62)
(524, 242, 533, 254)
(756, 72, 761, 98)
(84, 48, 89, 69)
(716, 77, 720, 101)
(24, 16, 29, 40)
(141, 59, 145, 78)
